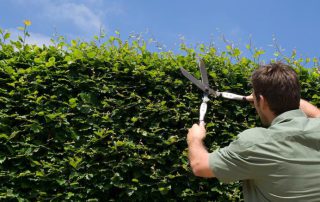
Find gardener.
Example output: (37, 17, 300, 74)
(187, 62, 320, 201)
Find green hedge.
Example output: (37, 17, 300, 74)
(0, 29, 319, 201)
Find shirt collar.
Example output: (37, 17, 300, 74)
(270, 109, 307, 126)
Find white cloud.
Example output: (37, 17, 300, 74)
(12, 0, 124, 35)
(8, 28, 53, 46)
(85, 0, 104, 5)
(44, 2, 103, 34)
(8, 0, 126, 44)
(26, 32, 53, 46)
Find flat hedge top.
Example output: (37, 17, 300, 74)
(0, 32, 319, 201)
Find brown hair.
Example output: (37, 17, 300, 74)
(251, 62, 301, 116)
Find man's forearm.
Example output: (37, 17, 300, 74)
(188, 140, 213, 177)
(300, 99, 320, 118)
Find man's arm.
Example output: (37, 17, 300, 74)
(300, 99, 320, 118)
(187, 124, 215, 178)
(246, 95, 320, 118)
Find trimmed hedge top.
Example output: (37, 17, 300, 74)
(0, 28, 319, 201)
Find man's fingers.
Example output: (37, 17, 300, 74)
(246, 94, 254, 102)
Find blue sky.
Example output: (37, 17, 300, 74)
(1, 0, 320, 63)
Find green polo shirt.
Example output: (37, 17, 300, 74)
(209, 109, 320, 201)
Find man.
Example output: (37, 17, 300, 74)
(187, 62, 320, 201)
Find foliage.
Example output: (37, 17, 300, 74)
(0, 26, 319, 201)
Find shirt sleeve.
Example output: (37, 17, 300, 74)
(209, 145, 253, 183)
(209, 128, 274, 183)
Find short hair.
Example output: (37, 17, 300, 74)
(251, 62, 301, 116)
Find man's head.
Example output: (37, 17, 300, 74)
(251, 62, 301, 126)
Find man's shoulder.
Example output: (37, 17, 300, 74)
(238, 127, 269, 142)
(227, 127, 270, 151)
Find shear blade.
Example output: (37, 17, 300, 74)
(180, 67, 219, 96)
(199, 59, 209, 87)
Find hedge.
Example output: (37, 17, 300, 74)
(0, 27, 320, 201)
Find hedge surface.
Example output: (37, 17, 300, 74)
(0, 29, 319, 201)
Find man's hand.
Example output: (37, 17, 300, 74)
(246, 94, 253, 102)
(187, 124, 206, 145)
(246, 94, 254, 107)
(300, 99, 320, 118)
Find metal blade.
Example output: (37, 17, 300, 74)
(180, 67, 206, 91)
(180, 67, 218, 96)
(199, 59, 209, 88)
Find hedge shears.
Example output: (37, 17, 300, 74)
(180, 59, 246, 125)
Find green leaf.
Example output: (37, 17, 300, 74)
(0, 156, 6, 164)
(312, 94, 320, 99)
(71, 39, 77, 47)
(87, 51, 96, 58)
(45, 56, 56, 67)
(222, 68, 229, 75)
(73, 49, 83, 59)
(165, 135, 178, 145)
(46, 113, 61, 120)
(30, 122, 43, 133)
(67, 192, 75, 199)
(8, 131, 19, 140)
(36, 171, 45, 177)
(132, 178, 139, 183)
(45, 57, 55, 67)
(233, 48, 241, 57)
(34, 57, 43, 63)
(0, 133, 9, 140)
(159, 186, 171, 195)
(313, 57, 318, 63)
(4, 66, 15, 75)
(4, 32, 10, 40)
(56, 179, 67, 186)
(69, 98, 78, 108)
(49, 56, 55, 63)
(111, 172, 123, 183)
(306, 58, 311, 63)
(131, 117, 138, 123)
(68, 156, 82, 169)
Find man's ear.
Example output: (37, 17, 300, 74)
(259, 95, 269, 110)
